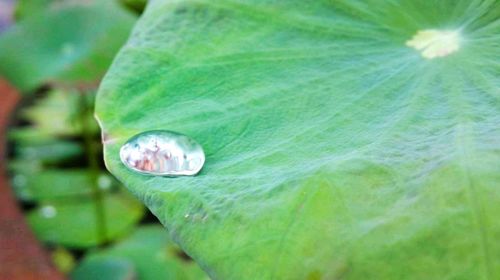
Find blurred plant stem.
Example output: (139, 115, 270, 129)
(78, 90, 107, 246)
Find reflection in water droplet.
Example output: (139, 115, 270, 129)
(120, 130, 205, 176)
(41, 205, 57, 218)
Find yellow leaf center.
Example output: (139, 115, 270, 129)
(406, 29, 461, 59)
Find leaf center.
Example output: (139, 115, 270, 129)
(406, 29, 461, 59)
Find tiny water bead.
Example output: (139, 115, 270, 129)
(119, 130, 205, 176)
(40, 205, 57, 219)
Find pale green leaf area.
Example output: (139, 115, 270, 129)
(10, 169, 93, 201)
(17, 89, 99, 137)
(0, 0, 136, 92)
(96, 0, 500, 279)
(52, 247, 77, 274)
(10, 169, 118, 202)
(13, 139, 84, 164)
(27, 194, 144, 248)
(14, 0, 99, 19)
(14, 0, 53, 19)
(8, 128, 59, 144)
(71, 258, 137, 280)
(76, 226, 208, 280)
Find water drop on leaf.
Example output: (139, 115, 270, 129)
(120, 130, 205, 176)
(40, 205, 57, 218)
(97, 174, 113, 190)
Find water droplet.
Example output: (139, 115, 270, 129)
(120, 130, 205, 176)
(97, 174, 113, 190)
(40, 205, 57, 218)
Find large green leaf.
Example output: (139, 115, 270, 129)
(0, 0, 136, 91)
(95, 0, 500, 279)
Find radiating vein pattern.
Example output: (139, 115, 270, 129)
(96, 0, 500, 279)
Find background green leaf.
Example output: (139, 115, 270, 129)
(17, 89, 98, 136)
(95, 0, 500, 279)
(13, 139, 83, 164)
(119, 0, 147, 14)
(0, 0, 136, 91)
(14, 0, 52, 19)
(27, 194, 144, 248)
(71, 258, 136, 280)
(10, 169, 119, 202)
(10, 169, 92, 201)
(75, 226, 208, 280)
(51, 247, 76, 274)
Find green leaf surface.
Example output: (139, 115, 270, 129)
(14, 0, 50, 19)
(8, 128, 58, 144)
(14, 0, 95, 20)
(71, 258, 136, 280)
(10, 169, 90, 201)
(13, 139, 83, 164)
(78, 226, 208, 280)
(11, 169, 118, 202)
(96, 0, 500, 279)
(27, 194, 144, 248)
(0, 0, 136, 91)
(18, 89, 98, 137)
(51, 247, 76, 274)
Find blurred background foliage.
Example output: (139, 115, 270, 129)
(0, 0, 207, 279)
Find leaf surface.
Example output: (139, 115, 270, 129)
(0, 0, 136, 91)
(96, 1, 500, 279)
(77, 226, 208, 280)
(71, 258, 137, 280)
(27, 194, 144, 248)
